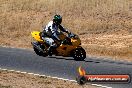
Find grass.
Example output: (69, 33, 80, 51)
(0, 70, 97, 88)
(0, 0, 132, 61)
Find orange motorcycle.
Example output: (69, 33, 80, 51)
(31, 31, 86, 61)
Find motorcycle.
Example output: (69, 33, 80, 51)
(31, 31, 86, 61)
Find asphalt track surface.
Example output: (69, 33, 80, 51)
(0, 47, 132, 88)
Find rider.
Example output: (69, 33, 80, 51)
(41, 14, 70, 56)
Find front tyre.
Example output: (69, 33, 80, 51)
(72, 47, 86, 61)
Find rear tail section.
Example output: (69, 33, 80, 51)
(31, 31, 43, 42)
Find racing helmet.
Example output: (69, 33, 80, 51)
(53, 14, 62, 25)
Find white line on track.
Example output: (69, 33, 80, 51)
(0, 45, 28, 49)
(92, 84, 112, 88)
(0, 68, 112, 88)
(0, 45, 33, 52)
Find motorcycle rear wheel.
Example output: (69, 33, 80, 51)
(33, 47, 43, 56)
(33, 42, 48, 57)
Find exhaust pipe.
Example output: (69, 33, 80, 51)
(31, 42, 46, 53)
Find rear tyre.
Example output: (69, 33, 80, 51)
(33, 47, 43, 56)
(33, 42, 48, 57)
(72, 47, 86, 61)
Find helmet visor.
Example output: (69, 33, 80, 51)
(57, 19, 62, 24)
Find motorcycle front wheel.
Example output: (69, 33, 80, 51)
(72, 47, 86, 61)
